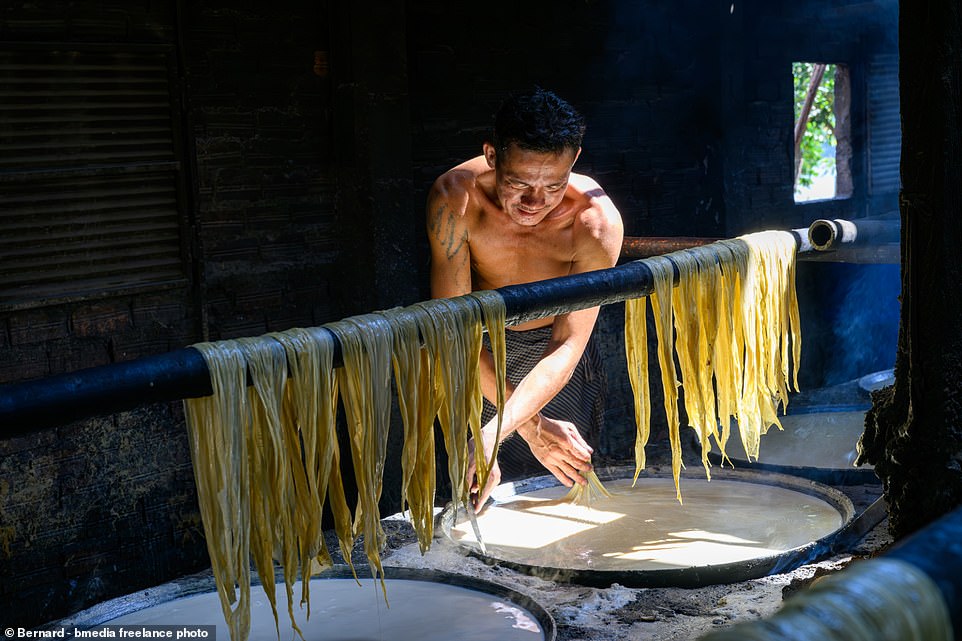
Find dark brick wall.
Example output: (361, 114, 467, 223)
(0, 0, 177, 43)
(404, 0, 899, 439)
(0, 1, 194, 374)
(721, 0, 899, 234)
(0, 1, 204, 628)
(0, 405, 202, 625)
(183, 1, 348, 339)
(406, 0, 729, 300)
(405, 0, 730, 447)
(0, 0, 382, 627)
(1, 0, 423, 626)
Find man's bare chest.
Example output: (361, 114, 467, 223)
(468, 226, 576, 289)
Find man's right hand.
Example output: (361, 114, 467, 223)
(466, 428, 502, 512)
(518, 414, 593, 488)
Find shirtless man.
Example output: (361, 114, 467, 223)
(426, 88, 624, 510)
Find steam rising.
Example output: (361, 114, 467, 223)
(824, 263, 899, 385)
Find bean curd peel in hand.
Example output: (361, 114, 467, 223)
(564, 468, 614, 507)
(624, 231, 802, 501)
(408, 292, 506, 548)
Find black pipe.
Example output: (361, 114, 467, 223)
(0, 348, 212, 438)
(499, 259, 655, 326)
(0, 261, 659, 437)
(886, 506, 962, 635)
(0, 219, 881, 437)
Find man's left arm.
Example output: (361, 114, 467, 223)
(520, 182, 624, 476)
(509, 306, 606, 484)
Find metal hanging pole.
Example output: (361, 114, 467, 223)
(0, 218, 897, 438)
(0, 261, 661, 437)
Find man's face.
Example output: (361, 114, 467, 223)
(484, 142, 580, 227)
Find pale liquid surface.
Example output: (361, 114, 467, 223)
(104, 578, 545, 641)
(721, 411, 869, 469)
(451, 478, 844, 571)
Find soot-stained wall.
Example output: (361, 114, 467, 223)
(406, 0, 728, 280)
(1, 0, 426, 625)
(404, 0, 899, 447)
(186, 1, 342, 338)
(0, 0, 397, 627)
(187, 0, 419, 334)
(0, 1, 205, 627)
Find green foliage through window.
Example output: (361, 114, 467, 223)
(794, 62, 837, 201)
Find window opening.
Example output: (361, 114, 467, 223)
(793, 62, 852, 203)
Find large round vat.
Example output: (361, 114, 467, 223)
(55, 565, 555, 641)
(709, 406, 877, 484)
(441, 466, 855, 588)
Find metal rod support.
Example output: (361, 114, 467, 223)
(624, 237, 898, 263)
(622, 217, 900, 264)
(808, 216, 900, 251)
(621, 236, 721, 258)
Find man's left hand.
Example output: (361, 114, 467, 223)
(518, 414, 593, 488)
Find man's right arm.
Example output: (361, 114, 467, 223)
(426, 174, 503, 504)
(426, 174, 472, 300)
(426, 175, 529, 436)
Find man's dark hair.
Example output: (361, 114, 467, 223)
(492, 87, 585, 155)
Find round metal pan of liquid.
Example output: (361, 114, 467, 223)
(55, 565, 556, 641)
(441, 466, 855, 589)
(858, 368, 895, 394)
(707, 406, 877, 484)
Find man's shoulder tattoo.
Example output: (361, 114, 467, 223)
(430, 202, 468, 260)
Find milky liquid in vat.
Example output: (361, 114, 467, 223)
(104, 578, 544, 640)
(451, 477, 844, 571)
